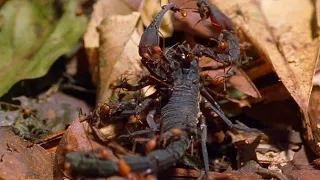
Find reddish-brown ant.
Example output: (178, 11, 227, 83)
(197, 0, 235, 32)
(145, 136, 159, 154)
(118, 159, 131, 177)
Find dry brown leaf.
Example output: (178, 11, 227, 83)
(84, 0, 135, 49)
(260, 0, 319, 110)
(140, 0, 173, 38)
(213, 0, 319, 110)
(97, 12, 142, 102)
(84, 0, 141, 85)
(302, 86, 320, 156)
(0, 127, 52, 179)
(229, 68, 261, 98)
(317, 0, 320, 34)
(282, 146, 320, 180)
(124, 0, 144, 11)
(168, 168, 237, 180)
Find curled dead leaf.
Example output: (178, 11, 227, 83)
(84, 0, 141, 85)
(97, 12, 142, 101)
(213, 0, 319, 110)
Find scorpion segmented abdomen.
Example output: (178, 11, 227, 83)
(161, 85, 199, 131)
(161, 59, 200, 132)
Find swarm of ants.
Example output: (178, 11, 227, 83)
(61, 1, 288, 180)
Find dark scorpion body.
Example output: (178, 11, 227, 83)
(66, 56, 201, 177)
(65, 1, 253, 179)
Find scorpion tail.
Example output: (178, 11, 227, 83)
(65, 132, 190, 178)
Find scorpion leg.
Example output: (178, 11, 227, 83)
(201, 87, 224, 112)
(146, 109, 159, 131)
(200, 88, 255, 132)
(199, 114, 210, 179)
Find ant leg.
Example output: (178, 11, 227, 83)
(222, 67, 235, 91)
(112, 75, 151, 91)
(201, 87, 223, 112)
(117, 129, 157, 139)
(199, 114, 210, 179)
(190, 137, 194, 156)
(114, 74, 171, 91)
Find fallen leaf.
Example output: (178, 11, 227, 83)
(165, 168, 237, 180)
(0, 127, 52, 179)
(213, 0, 319, 110)
(97, 12, 142, 101)
(260, 0, 319, 110)
(0, 0, 87, 97)
(83, 0, 139, 85)
(125, 0, 144, 11)
(282, 146, 320, 180)
(317, 0, 320, 34)
(229, 68, 261, 98)
(236, 160, 288, 180)
(302, 86, 320, 156)
(256, 150, 294, 165)
(84, 0, 134, 49)
(228, 131, 261, 167)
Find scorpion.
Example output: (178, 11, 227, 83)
(65, 1, 254, 179)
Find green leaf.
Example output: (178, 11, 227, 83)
(0, 0, 88, 97)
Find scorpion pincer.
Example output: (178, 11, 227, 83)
(196, 0, 243, 65)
